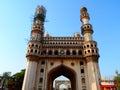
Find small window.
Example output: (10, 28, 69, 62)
(40, 69, 44, 73)
(54, 50, 58, 55)
(88, 50, 90, 53)
(38, 88, 42, 90)
(41, 50, 46, 55)
(95, 44, 96, 47)
(80, 61, 84, 66)
(31, 49, 33, 53)
(84, 46, 86, 48)
(36, 44, 38, 47)
(50, 62, 54, 66)
(78, 50, 82, 55)
(91, 44, 93, 47)
(41, 61, 45, 65)
(84, 51, 86, 54)
(71, 62, 74, 66)
(35, 26, 37, 28)
(32, 44, 34, 47)
(87, 45, 89, 47)
(48, 50, 52, 55)
(35, 50, 37, 53)
(38, 51, 40, 54)
(82, 78, 85, 83)
(81, 69, 84, 73)
(87, 25, 89, 28)
(39, 78, 43, 83)
(66, 50, 70, 55)
(72, 50, 76, 55)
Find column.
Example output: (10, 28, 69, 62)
(87, 60, 98, 90)
(22, 60, 38, 90)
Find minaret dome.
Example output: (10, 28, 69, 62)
(80, 7, 93, 41)
(80, 7, 90, 25)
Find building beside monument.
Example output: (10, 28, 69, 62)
(22, 5, 101, 90)
(54, 80, 71, 90)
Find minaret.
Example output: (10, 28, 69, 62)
(22, 6, 46, 90)
(80, 7, 93, 41)
(31, 5, 46, 41)
(80, 7, 101, 90)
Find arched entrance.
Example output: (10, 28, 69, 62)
(47, 65, 76, 90)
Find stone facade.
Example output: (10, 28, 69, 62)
(22, 6, 101, 90)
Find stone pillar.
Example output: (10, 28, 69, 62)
(86, 56, 100, 90)
(76, 69, 81, 90)
(94, 61, 101, 88)
(22, 59, 38, 90)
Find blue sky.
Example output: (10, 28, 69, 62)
(0, 0, 120, 78)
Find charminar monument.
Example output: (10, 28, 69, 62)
(22, 5, 101, 90)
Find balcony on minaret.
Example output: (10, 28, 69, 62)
(32, 24, 44, 31)
(26, 41, 41, 57)
(83, 41, 99, 57)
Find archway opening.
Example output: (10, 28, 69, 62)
(47, 65, 76, 90)
(53, 75, 71, 90)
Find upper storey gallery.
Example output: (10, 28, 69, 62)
(26, 6, 99, 58)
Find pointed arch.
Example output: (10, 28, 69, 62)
(47, 65, 76, 90)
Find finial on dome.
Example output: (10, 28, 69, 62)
(80, 6, 90, 24)
(45, 32, 50, 37)
(74, 32, 80, 37)
(80, 7, 87, 13)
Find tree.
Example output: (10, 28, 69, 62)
(114, 71, 120, 90)
(115, 76, 120, 90)
(0, 72, 11, 90)
(2, 72, 11, 79)
(0, 70, 25, 90)
(12, 69, 25, 90)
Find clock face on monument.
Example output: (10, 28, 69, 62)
(60, 50, 64, 55)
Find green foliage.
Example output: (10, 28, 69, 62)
(114, 75, 120, 90)
(2, 72, 11, 78)
(12, 69, 25, 81)
(0, 69, 25, 90)
(0, 72, 11, 89)
(12, 69, 25, 90)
